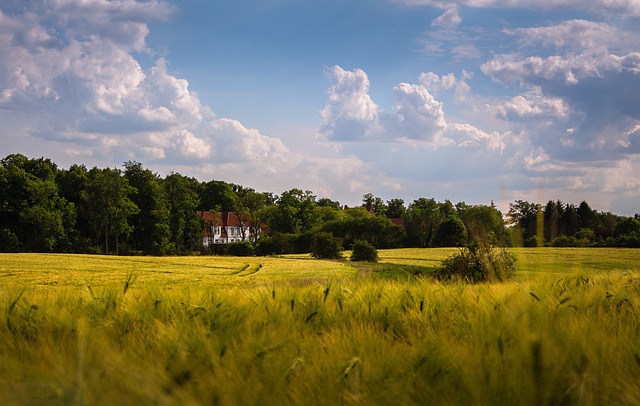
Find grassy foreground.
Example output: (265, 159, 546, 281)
(1, 249, 639, 405)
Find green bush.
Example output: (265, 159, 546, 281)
(350, 240, 378, 262)
(226, 241, 255, 256)
(435, 243, 516, 283)
(524, 235, 545, 247)
(311, 232, 343, 259)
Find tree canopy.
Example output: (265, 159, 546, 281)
(1, 154, 637, 254)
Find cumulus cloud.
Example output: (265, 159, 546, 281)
(319, 65, 450, 143)
(482, 37, 640, 159)
(208, 118, 290, 173)
(319, 65, 381, 141)
(319, 65, 511, 151)
(496, 88, 568, 120)
(418, 70, 471, 100)
(390, 82, 448, 142)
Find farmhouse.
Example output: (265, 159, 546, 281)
(197, 211, 267, 246)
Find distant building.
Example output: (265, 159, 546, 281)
(196, 211, 267, 246)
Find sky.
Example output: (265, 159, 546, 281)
(1, 0, 639, 215)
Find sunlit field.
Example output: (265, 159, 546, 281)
(1, 249, 639, 405)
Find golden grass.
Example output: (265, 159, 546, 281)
(1, 249, 639, 405)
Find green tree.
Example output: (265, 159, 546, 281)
(164, 173, 203, 254)
(577, 201, 595, 230)
(613, 217, 640, 238)
(461, 204, 508, 248)
(0, 154, 74, 252)
(85, 167, 139, 255)
(57, 164, 94, 252)
(123, 161, 170, 255)
(200, 180, 240, 212)
(385, 198, 405, 219)
(507, 200, 542, 246)
(543, 200, 560, 243)
(270, 189, 319, 234)
(404, 198, 442, 247)
(434, 216, 467, 247)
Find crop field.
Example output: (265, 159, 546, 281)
(1, 249, 639, 405)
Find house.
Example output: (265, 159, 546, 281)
(197, 211, 267, 246)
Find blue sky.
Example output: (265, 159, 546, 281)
(1, 0, 639, 215)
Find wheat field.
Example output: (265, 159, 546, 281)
(1, 249, 639, 405)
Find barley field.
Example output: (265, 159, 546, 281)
(1, 249, 639, 405)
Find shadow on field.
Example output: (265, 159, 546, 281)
(353, 262, 435, 280)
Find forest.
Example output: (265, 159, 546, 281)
(1, 153, 639, 255)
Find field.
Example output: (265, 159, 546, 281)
(1, 248, 639, 405)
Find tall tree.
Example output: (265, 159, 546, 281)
(385, 198, 406, 218)
(85, 167, 139, 255)
(543, 200, 560, 243)
(123, 161, 170, 255)
(200, 180, 240, 212)
(404, 198, 442, 247)
(164, 173, 203, 254)
(0, 154, 74, 252)
(270, 189, 318, 234)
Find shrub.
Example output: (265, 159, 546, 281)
(227, 241, 255, 257)
(311, 232, 343, 259)
(435, 243, 516, 283)
(255, 233, 296, 255)
(524, 235, 545, 247)
(350, 240, 378, 262)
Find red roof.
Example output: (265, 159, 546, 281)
(196, 211, 268, 238)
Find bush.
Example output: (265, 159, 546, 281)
(350, 240, 378, 262)
(311, 232, 343, 259)
(524, 235, 545, 247)
(434, 243, 516, 283)
(255, 233, 296, 255)
(227, 241, 255, 257)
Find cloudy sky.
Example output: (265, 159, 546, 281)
(1, 0, 639, 215)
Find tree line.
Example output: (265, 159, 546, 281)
(1, 154, 638, 255)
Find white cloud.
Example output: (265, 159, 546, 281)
(391, 0, 640, 17)
(48, 0, 175, 51)
(506, 20, 626, 51)
(496, 88, 568, 120)
(320, 66, 510, 152)
(174, 129, 210, 159)
(448, 123, 509, 152)
(208, 118, 290, 174)
(319, 65, 381, 141)
(432, 6, 462, 27)
(418, 70, 472, 100)
(391, 82, 448, 142)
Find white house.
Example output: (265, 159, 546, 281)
(197, 211, 266, 246)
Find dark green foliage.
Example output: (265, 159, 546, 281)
(163, 173, 203, 254)
(322, 208, 405, 249)
(226, 241, 255, 257)
(525, 235, 545, 247)
(0, 228, 20, 252)
(255, 233, 297, 256)
(613, 217, 640, 238)
(123, 162, 170, 255)
(434, 216, 467, 247)
(435, 243, 516, 283)
(350, 240, 378, 262)
(311, 232, 343, 259)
